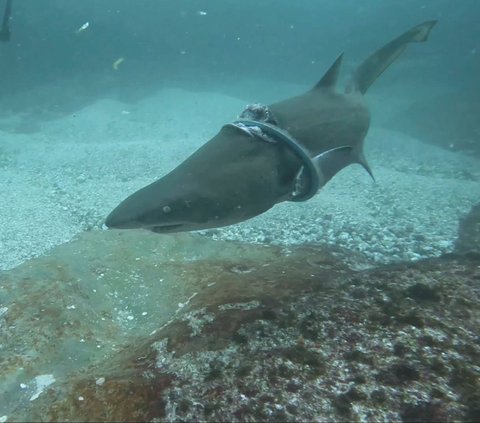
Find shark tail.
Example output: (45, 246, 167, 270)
(349, 20, 437, 95)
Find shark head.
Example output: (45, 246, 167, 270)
(106, 180, 226, 233)
(106, 125, 288, 234)
(105, 167, 273, 234)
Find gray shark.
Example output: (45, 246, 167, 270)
(106, 21, 437, 233)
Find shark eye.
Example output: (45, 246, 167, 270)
(162, 205, 172, 214)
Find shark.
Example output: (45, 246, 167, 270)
(106, 20, 437, 234)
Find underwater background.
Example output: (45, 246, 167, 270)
(0, 0, 479, 421)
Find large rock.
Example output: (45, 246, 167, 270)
(0, 230, 479, 422)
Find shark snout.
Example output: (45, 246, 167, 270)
(106, 209, 186, 232)
(104, 207, 141, 229)
(105, 176, 215, 233)
(106, 176, 250, 233)
(105, 199, 182, 231)
(105, 201, 190, 232)
(105, 177, 181, 230)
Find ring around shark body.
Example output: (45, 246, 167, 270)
(106, 21, 437, 234)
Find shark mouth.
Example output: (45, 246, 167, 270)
(150, 223, 188, 233)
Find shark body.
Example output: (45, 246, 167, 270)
(106, 21, 437, 233)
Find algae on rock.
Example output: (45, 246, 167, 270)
(0, 229, 479, 422)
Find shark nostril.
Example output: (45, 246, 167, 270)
(162, 206, 172, 214)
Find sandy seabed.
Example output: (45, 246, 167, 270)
(1, 86, 479, 270)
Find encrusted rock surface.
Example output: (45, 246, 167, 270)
(0, 230, 479, 422)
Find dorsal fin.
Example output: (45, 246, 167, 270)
(312, 53, 343, 91)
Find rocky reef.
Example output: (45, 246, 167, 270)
(0, 227, 479, 422)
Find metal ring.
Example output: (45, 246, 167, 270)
(229, 119, 321, 202)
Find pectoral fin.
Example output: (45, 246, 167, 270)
(295, 146, 374, 197)
(315, 145, 374, 182)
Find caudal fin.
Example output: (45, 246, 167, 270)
(349, 20, 437, 95)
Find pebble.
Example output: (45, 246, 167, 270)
(95, 377, 106, 386)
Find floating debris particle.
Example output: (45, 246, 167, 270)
(218, 300, 260, 311)
(229, 264, 255, 274)
(75, 22, 90, 35)
(177, 292, 197, 311)
(29, 374, 55, 401)
(113, 57, 125, 70)
(95, 377, 105, 386)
